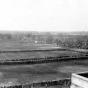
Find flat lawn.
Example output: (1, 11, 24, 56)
(0, 50, 83, 60)
(0, 40, 83, 60)
(0, 61, 88, 85)
(0, 40, 58, 50)
(0, 40, 85, 60)
(0, 40, 87, 88)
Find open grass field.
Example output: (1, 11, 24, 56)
(0, 61, 88, 86)
(0, 40, 87, 87)
(0, 40, 84, 60)
(0, 50, 83, 60)
(0, 40, 60, 50)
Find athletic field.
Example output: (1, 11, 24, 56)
(0, 61, 88, 85)
(0, 40, 87, 87)
(0, 40, 84, 60)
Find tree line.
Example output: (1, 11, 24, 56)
(0, 32, 88, 49)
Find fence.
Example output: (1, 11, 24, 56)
(0, 48, 67, 53)
(0, 55, 88, 65)
(0, 79, 71, 88)
(0, 48, 87, 54)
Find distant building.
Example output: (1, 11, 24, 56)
(71, 72, 88, 88)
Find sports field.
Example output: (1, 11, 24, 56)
(0, 50, 83, 60)
(0, 40, 59, 50)
(0, 40, 84, 60)
(0, 40, 87, 87)
(0, 61, 88, 85)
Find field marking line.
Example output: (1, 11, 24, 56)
(30, 65, 61, 80)
(29, 65, 44, 73)
(1, 53, 11, 59)
(1, 53, 21, 60)
(12, 53, 22, 59)
(31, 64, 58, 79)
(13, 53, 26, 58)
(16, 53, 33, 59)
(42, 64, 57, 71)
(37, 52, 45, 58)
(41, 64, 60, 79)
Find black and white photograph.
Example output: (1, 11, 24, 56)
(0, 0, 88, 88)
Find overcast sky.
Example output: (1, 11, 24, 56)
(0, 0, 88, 32)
